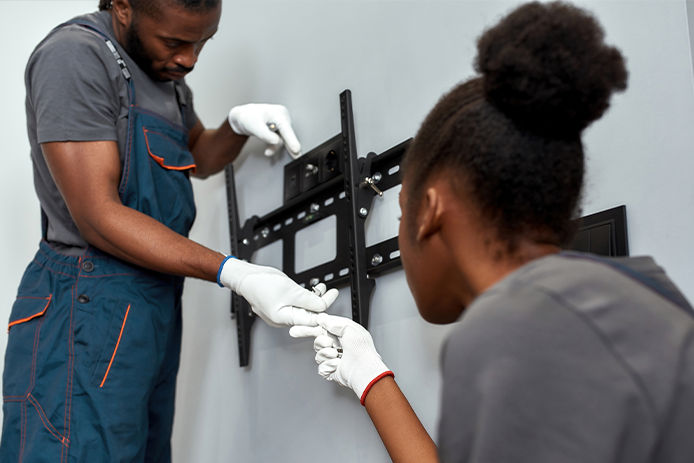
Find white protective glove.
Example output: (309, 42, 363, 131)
(228, 104, 302, 158)
(218, 257, 338, 327)
(289, 313, 393, 405)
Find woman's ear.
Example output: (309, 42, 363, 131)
(415, 186, 445, 242)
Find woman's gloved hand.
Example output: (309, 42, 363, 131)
(227, 103, 302, 158)
(289, 314, 394, 405)
(218, 257, 337, 327)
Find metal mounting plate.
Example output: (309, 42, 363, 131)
(225, 90, 410, 367)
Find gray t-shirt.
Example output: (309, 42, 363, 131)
(438, 252, 694, 463)
(25, 10, 199, 255)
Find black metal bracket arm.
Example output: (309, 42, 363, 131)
(224, 90, 411, 367)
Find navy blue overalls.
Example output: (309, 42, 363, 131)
(2, 20, 196, 463)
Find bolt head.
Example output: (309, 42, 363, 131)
(372, 172, 382, 183)
(359, 207, 368, 217)
(261, 227, 270, 238)
(371, 254, 383, 266)
(309, 277, 320, 287)
(310, 203, 320, 213)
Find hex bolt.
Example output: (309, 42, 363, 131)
(359, 207, 368, 217)
(371, 253, 383, 266)
(372, 172, 382, 183)
(310, 203, 320, 213)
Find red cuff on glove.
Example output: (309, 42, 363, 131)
(360, 371, 395, 406)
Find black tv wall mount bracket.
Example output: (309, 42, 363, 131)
(224, 90, 411, 367)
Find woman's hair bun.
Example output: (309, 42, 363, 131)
(476, 1, 627, 136)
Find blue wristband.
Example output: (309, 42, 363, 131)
(217, 255, 237, 287)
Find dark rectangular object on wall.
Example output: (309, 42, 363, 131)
(283, 135, 343, 202)
(568, 205, 628, 257)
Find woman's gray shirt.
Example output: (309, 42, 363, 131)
(439, 252, 694, 463)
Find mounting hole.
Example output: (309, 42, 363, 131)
(324, 197, 334, 206)
(325, 150, 338, 173)
(297, 211, 306, 220)
(338, 191, 346, 200)
(324, 273, 334, 281)
(339, 268, 349, 277)
(388, 165, 400, 176)
(390, 250, 401, 259)
(285, 217, 294, 226)
(273, 223, 281, 232)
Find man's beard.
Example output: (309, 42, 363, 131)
(123, 19, 194, 82)
(124, 19, 161, 80)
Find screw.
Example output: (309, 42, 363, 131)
(372, 172, 382, 183)
(242, 238, 250, 245)
(305, 163, 319, 175)
(310, 203, 320, 213)
(359, 207, 368, 217)
(309, 277, 320, 287)
(360, 177, 383, 196)
(371, 254, 383, 266)
(261, 227, 270, 238)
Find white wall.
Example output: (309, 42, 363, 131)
(1, 1, 693, 462)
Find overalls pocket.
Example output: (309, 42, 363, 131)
(139, 125, 197, 235)
(82, 299, 133, 388)
(3, 295, 52, 398)
(142, 127, 196, 172)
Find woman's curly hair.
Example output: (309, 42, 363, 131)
(402, 1, 627, 250)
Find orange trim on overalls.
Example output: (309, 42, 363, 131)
(142, 127, 197, 171)
(7, 295, 52, 332)
(99, 304, 131, 388)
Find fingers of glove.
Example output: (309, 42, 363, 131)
(320, 288, 339, 309)
(315, 347, 339, 363)
(263, 142, 283, 157)
(228, 105, 280, 144)
(313, 334, 337, 351)
(253, 125, 282, 146)
(318, 358, 341, 379)
(267, 106, 301, 156)
(277, 124, 301, 157)
(275, 306, 324, 327)
(312, 283, 327, 297)
(316, 313, 352, 337)
(289, 325, 325, 339)
(286, 287, 333, 313)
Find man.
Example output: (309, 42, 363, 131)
(1, 0, 337, 461)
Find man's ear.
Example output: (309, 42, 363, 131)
(111, 0, 134, 27)
(415, 186, 444, 242)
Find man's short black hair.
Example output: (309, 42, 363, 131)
(99, 0, 220, 15)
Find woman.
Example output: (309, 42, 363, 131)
(290, 2, 694, 462)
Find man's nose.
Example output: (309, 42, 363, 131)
(174, 45, 197, 70)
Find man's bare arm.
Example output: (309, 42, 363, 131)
(188, 119, 248, 179)
(42, 140, 224, 281)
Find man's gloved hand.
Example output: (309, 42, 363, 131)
(227, 104, 302, 158)
(289, 314, 394, 405)
(218, 257, 337, 327)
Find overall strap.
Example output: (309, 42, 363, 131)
(59, 20, 135, 102)
(173, 82, 188, 128)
